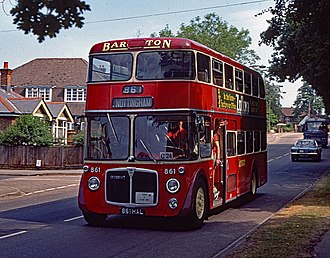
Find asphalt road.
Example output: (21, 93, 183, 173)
(0, 133, 329, 258)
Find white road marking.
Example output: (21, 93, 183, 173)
(268, 153, 290, 163)
(25, 184, 78, 196)
(64, 215, 83, 222)
(0, 231, 27, 240)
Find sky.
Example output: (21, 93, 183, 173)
(0, 0, 301, 107)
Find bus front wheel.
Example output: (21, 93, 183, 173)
(187, 178, 208, 229)
(83, 211, 108, 226)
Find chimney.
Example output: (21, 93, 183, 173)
(0, 62, 13, 93)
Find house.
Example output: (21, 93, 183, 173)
(0, 62, 74, 143)
(279, 107, 306, 132)
(10, 58, 88, 128)
(279, 107, 296, 123)
(47, 102, 74, 144)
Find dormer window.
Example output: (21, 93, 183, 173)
(64, 86, 86, 102)
(25, 86, 52, 101)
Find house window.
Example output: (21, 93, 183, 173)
(65, 87, 86, 102)
(67, 122, 75, 130)
(25, 87, 52, 101)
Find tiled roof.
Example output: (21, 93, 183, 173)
(47, 102, 64, 118)
(9, 98, 43, 113)
(12, 58, 88, 88)
(281, 107, 295, 117)
(66, 102, 86, 117)
(0, 88, 22, 114)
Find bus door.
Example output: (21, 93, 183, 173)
(212, 118, 227, 206)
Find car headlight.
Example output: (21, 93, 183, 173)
(166, 178, 180, 194)
(88, 176, 100, 191)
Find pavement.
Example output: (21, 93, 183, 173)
(0, 168, 82, 199)
(0, 133, 329, 257)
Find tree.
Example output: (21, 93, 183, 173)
(293, 82, 325, 118)
(259, 0, 330, 113)
(0, 115, 53, 146)
(265, 79, 282, 130)
(9, 0, 91, 42)
(151, 13, 260, 65)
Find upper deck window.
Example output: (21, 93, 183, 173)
(136, 51, 195, 80)
(244, 72, 252, 95)
(197, 53, 210, 83)
(89, 53, 133, 82)
(252, 75, 259, 97)
(235, 68, 243, 92)
(212, 59, 223, 86)
(224, 64, 234, 89)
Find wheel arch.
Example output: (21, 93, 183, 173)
(180, 168, 210, 217)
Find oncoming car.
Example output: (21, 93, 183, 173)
(291, 139, 322, 162)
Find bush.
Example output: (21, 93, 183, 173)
(72, 131, 84, 146)
(284, 123, 294, 132)
(0, 115, 53, 146)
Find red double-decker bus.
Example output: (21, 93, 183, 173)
(78, 37, 267, 228)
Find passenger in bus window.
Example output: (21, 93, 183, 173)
(213, 119, 227, 199)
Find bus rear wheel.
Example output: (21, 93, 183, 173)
(186, 178, 208, 229)
(250, 171, 257, 196)
(83, 211, 108, 226)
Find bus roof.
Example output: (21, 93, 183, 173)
(89, 37, 259, 74)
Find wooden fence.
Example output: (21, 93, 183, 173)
(0, 145, 84, 169)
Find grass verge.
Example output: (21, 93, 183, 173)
(228, 172, 330, 258)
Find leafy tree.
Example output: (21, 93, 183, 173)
(9, 0, 91, 42)
(0, 115, 53, 146)
(259, 0, 330, 113)
(151, 13, 260, 65)
(150, 24, 174, 37)
(293, 82, 325, 118)
(265, 79, 282, 130)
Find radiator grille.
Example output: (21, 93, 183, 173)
(105, 168, 158, 206)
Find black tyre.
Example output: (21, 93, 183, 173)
(291, 155, 297, 162)
(83, 211, 107, 226)
(186, 178, 208, 229)
(250, 171, 257, 196)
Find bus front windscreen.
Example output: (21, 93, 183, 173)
(136, 51, 195, 80)
(86, 115, 130, 160)
(89, 53, 133, 82)
(135, 115, 198, 161)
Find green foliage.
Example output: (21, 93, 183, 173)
(0, 115, 53, 146)
(10, 0, 91, 42)
(283, 122, 294, 132)
(72, 131, 84, 146)
(151, 13, 260, 65)
(264, 78, 282, 130)
(293, 82, 325, 118)
(259, 0, 330, 113)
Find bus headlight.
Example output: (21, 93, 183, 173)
(168, 198, 178, 209)
(166, 178, 180, 194)
(83, 165, 89, 173)
(88, 176, 100, 191)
